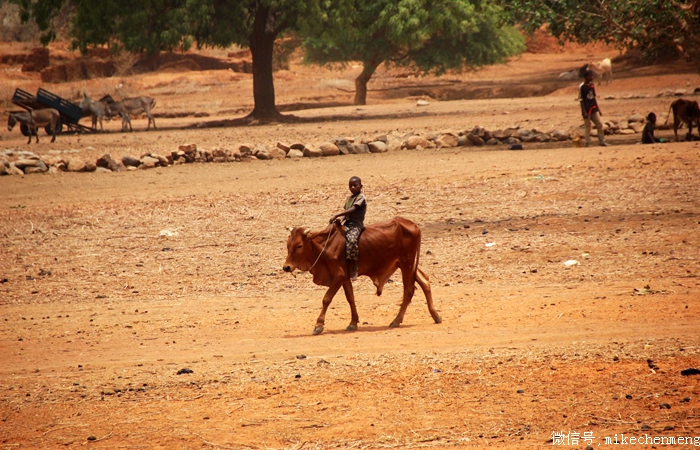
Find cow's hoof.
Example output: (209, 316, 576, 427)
(346, 324, 358, 332)
(434, 315, 443, 324)
(313, 326, 324, 335)
(389, 321, 400, 328)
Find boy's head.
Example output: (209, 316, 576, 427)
(583, 70, 594, 82)
(348, 176, 362, 194)
(646, 112, 657, 123)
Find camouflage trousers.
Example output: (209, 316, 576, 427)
(345, 223, 362, 261)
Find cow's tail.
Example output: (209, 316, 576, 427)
(665, 101, 674, 125)
(412, 227, 421, 286)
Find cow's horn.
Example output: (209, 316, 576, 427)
(303, 228, 310, 236)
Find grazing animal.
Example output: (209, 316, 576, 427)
(578, 58, 613, 84)
(667, 98, 700, 141)
(283, 217, 442, 335)
(558, 69, 579, 81)
(7, 108, 60, 144)
(104, 96, 156, 131)
(79, 93, 108, 131)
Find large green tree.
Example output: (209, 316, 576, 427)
(505, 0, 700, 65)
(12, 0, 318, 121)
(300, 0, 525, 105)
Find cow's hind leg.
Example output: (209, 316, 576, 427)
(416, 268, 442, 324)
(341, 280, 360, 331)
(314, 283, 342, 335)
(389, 267, 417, 328)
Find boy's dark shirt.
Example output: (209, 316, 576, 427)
(344, 193, 367, 229)
(579, 81, 600, 118)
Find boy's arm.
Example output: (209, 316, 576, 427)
(330, 205, 357, 223)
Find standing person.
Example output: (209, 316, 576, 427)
(579, 70, 607, 146)
(642, 112, 663, 144)
(330, 176, 367, 281)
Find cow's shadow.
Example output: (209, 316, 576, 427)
(284, 323, 416, 338)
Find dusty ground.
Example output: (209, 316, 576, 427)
(1, 38, 699, 449)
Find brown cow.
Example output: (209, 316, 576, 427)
(667, 98, 700, 141)
(283, 217, 442, 335)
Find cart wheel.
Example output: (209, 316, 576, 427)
(19, 123, 31, 137)
(45, 119, 63, 136)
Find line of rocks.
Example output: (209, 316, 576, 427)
(0, 114, 657, 176)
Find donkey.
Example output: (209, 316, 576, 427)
(79, 93, 108, 131)
(104, 96, 156, 131)
(7, 108, 60, 144)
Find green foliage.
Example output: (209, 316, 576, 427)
(9, 0, 323, 119)
(72, 0, 200, 54)
(10, 0, 65, 44)
(301, 0, 525, 73)
(504, 0, 700, 64)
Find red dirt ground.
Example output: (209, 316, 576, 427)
(1, 38, 699, 449)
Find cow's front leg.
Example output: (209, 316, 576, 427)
(342, 280, 359, 331)
(314, 283, 342, 335)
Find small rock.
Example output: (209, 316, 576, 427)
(139, 156, 160, 169)
(14, 157, 47, 173)
(303, 146, 323, 157)
(437, 133, 459, 148)
(96, 154, 122, 171)
(319, 142, 340, 156)
(122, 155, 141, 168)
(179, 143, 197, 153)
(552, 130, 570, 141)
(66, 158, 95, 172)
(405, 135, 429, 149)
(367, 141, 387, 153)
(286, 148, 304, 158)
(466, 134, 485, 146)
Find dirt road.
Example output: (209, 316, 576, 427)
(1, 41, 699, 449)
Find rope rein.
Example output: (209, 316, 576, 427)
(308, 225, 335, 271)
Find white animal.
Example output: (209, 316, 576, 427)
(581, 58, 613, 84)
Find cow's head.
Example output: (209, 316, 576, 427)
(691, 101, 700, 117)
(283, 227, 312, 275)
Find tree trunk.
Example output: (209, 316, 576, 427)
(248, 5, 283, 121)
(354, 61, 380, 106)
